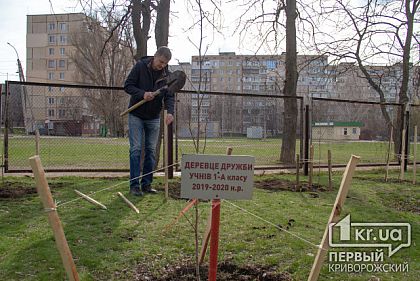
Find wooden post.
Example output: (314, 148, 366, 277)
(296, 154, 300, 191)
(164, 110, 169, 201)
(35, 128, 40, 155)
(74, 190, 107, 210)
(309, 144, 314, 187)
(29, 156, 79, 281)
(385, 126, 393, 182)
(413, 126, 417, 184)
(308, 155, 360, 281)
(117, 192, 139, 214)
(207, 147, 232, 281)
(327, 150, 332, 191)
(400, 129, 406, 181)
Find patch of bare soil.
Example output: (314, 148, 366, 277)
(130, 261, 292, 281)
(0, 181, 65, 199)
(0, 182, 36, 198)
(255, 179, 327, 194)
(390, 198, 420, 214)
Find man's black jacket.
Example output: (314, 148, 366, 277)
(124, 56, 175, 120)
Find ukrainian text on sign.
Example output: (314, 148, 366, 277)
(181, 154, 255, 200)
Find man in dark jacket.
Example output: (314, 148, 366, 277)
(124, 46, 174, 196)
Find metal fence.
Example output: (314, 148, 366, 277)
(311, 97, 419, 169)
(2, 80, 418, 173)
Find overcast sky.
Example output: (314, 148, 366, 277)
(0, 0, 250, 84)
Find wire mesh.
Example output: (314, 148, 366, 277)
(174, 91, 304, 167)
(4, 80, 417, 172)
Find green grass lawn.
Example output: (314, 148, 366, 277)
(2, 136, 418, 171)
(0, 169, 419, 280)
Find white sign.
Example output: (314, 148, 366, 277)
(181, 154, 255, 200)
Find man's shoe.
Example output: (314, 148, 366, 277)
(129, 187, 144, 196)
(142, 185, 158, 194)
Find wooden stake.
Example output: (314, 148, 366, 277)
(385, 126, 393, 182)
(308, 155, 360, 281)
(117, 192, 139, 214)
(296, 154, 300, 191)
(413, 126, 417, 184)
(35, 128, 40, 155)
(328, 150, 332, 191)
(164, 110, 169, 201)
(74, 190, 107, 210)
(400, 129, 406, 181)
(29, 156, 80, 281)
(309, 144, 314, 187)
(164, 199, 198, 233)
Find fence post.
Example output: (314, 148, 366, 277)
(168, 121, 174, 179)
(413, 126, 417, 185)
(304, 104, 310, 176)
(404, 108, 410, 172)
(175, 92, 179, 172)
(4, 81, 10, 172)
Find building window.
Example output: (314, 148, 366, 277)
(266, 60, 277, 69)
(59, 97, 65, 104)
(60, 47, 65, 55)
(48, 109, 55, 117)
(60, 87, 65, 92)
(59, 109, 66, 118)
(59, 35, 67, 44)
(48, 22, 55, 31)
(352, 128, 357, 134)
(343, 128, 348, 136)
(48, 72, 55, 80)
(48, 86, 53, 92)
(58, 60, 65, 68)
(48, 60, 56, 68)
(48, 97, 55, 104)
(48, 48, 54, 55)
(59, 22, 67, 32)
(48, 35, 55, 44)
(59, 72, 65, 80)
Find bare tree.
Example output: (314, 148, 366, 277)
(232, 0, 303, 164)
(315, 0, 420, 156)
(70, 13, 133, 136)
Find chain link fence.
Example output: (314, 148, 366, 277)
(174, 91, 304, 167)
(2, 80, 418, 173)
(311, 98, 419, 168)
(4, 81, 129, 171)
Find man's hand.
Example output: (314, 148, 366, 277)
(143, 92, 155, 101)
(165, 113, 174, 125)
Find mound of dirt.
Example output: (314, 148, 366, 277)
(131, 261, 292, 281)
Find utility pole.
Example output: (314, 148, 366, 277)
(7, 42, 33, 134)
(7, 42, 25, 82)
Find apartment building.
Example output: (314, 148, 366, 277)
(177, 52, 417, 138)
(26, 13, 98, 135)
(180, 52, 330, 136)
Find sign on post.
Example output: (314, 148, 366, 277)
(181, 154, 255, 200)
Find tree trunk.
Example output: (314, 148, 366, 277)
(132, 0, 151, 60)
(154, 0, 171, 169)
(280, 0, 298, 164)
(155, 0, 170, 47)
